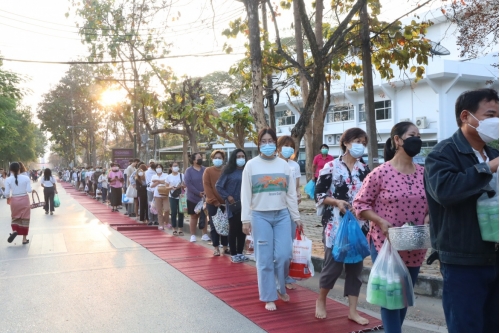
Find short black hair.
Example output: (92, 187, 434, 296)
(320, 144, 329, 150)
(455, 88, 499, 126)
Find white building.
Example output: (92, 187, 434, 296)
(213, 11, 499, 163)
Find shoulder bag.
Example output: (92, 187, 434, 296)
(171, 174, 183, 198)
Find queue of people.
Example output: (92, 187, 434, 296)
(1, 88, 497, 333)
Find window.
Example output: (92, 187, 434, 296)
(275, 110, 295, 127)
(326, 104, 354, 123)
(359, 100, 392, 122)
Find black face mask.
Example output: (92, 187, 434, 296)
(402, 136, 422, 157)
(196, 159, 203, 165)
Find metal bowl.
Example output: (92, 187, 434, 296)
(388, 225, 431, 251)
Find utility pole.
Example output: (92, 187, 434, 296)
(261, 1, 276, 130)
(70, 106, 77, 167)
(361, 1, 379, 169)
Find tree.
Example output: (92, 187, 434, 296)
(444, 0, 499, 64)
(201, 71, 252, 108)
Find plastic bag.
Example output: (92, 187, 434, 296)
(179, 193, 187, 213)
(126, 184, 137, 198)
(304, 180, 315, 199)
(366, 241, 415, 310)
(54, 194, 61, 208)
(332, 211, 370, 263)
(289, 228, 314, 280)
(212, 207, 229, 236)
(122, 193, 130, 203)
(150, 199, 158, 215)
(194, 200, 204, 214)
(477, 172, 499, 242)
(84, 185, 89, 192)
(198, 208, 206, 229)
(79, 183, 83, 191)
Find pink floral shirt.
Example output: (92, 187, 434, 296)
(353, 162, 428, 267)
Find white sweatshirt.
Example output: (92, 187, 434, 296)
(241, 155, 300, 224)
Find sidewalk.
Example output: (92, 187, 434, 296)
(299, 198, 443, 298)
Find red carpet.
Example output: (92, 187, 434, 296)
(61, 182, 383, 332)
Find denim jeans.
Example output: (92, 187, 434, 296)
(252, 209, 292, 302)
(370, 240, 420, 333)
(441, 263, 499, 333)
(147, 191, 157, 223)
(169, 197, 184, 228)
(101, 188, 108, 203)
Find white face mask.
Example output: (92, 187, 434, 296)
(138, 171, 144, 176)
(468, 112, 499, 143)
(172, 167, 179, 172)
(156, 168, 162, 174)
(348, 143, 365, 159)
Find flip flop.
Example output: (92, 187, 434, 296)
(173, 231, 178, 236)
(22, 239, 29, 245)
(178, 231, 184, 236)
(7, 232, 17, 243)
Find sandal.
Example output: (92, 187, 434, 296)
(213, 248, 220, 256)
(7, 232, 18, 243)
(22, 239, 29, 245)
(178, 231, 184, 236)
(173, 231, 178, 236)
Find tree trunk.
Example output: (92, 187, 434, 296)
(187, 127, 199, 153)
(261, 2, 275, 131)
(312, 0, 326, 165)
(244, 0, 268, 130)
(182, 137, 189, 171)
(361, 2, 379, 170)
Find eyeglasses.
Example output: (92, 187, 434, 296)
(260, 140, 275, 145)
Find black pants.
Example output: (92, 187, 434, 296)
(206, 203, 228, 247)
(228, 211, 245, 255)
(101, 187, 108, 202)
(138, 189, 149, 222)
(43, 187, 55, 212)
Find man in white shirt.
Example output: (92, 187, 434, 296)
(145, 159, 158, 225)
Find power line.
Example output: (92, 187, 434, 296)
(0, 51, 246, 65)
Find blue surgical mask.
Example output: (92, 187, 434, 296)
(260, 144, 276, 157)
(213, 159, 223, 167)
(281, 147, 294, 159)
(349, 143, 365, 159)
(236, 158, 246, 167)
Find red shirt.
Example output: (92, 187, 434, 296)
(313, 154, 334, 178)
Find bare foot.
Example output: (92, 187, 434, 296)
(285, 283, 296, 290)
(278, 292, 290, 302)
(348, 312, 369, 325)
(315, 299, 327, 319)
(265, 302, 277, 311)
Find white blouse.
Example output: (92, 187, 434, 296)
(4, 175, 32, 197)
(40, 176, 56, 187)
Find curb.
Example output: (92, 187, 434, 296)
(311, 256, 443, 298)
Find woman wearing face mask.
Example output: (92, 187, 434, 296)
(314, 128, 371, 324)
(98, 169, 109, 204)
(150, 164, 171, 231)
(313, 144, 334, 182)
(203, 150, 229, 256)
(277, 135, 302, 290)
(353, 122, 429, 333)
(184, 153, 210, 242)
(108, 163, 124, 212)
(135, 164, 149, 224)
(167, 162, 185, 235)
(241, 128, 302, 311)
(216, 149, 248, 263)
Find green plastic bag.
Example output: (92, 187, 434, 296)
(477, 173, 499, 242)
(179, 193, 187, 213)
(54, 194, 61, 208)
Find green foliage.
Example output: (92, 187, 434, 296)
(200, 71, 251, 108)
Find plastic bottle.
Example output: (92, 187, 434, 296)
(378, 274, 387, 308)
(368, 274, 380, 305)
(386, 278, 395, 309)
(393, 275, 404, 309)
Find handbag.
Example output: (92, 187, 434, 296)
(228, 201, 241, 214)
(126, 184, 137, 198)
(212, 207, 229, 236)
(171, 174, 183, 198)
(30, 190, 45, 209)
(157, 185, 169, 197)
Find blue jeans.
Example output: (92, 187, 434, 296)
(252, 209, 292, 302)
(441, 263, 498, 333)
(370, 240, 420, 333)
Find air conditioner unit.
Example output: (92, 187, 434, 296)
(416, 116, 428, 129)
(326, 135, 335, 144)
(335, 134, 342, 145)
(400, 118, 411, 122)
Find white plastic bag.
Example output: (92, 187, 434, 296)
(126, 184, 137, 198)
(150, 198, 158, 215)
(194, 200, 204, 214)
(212, 207, 229, 236)
(84, 185, 89, 192)
(289, 228, 314, 280)
(366, 241, 415, 310)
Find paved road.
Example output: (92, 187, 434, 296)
(0, 181, 447, 332)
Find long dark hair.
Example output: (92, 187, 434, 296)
(9, 162, 20, 185)
(224, 149, 247, 175)
(44, 168, 52, 181)
(384, 122, 415, 162)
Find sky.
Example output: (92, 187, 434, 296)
(0, 0, 442, 162)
